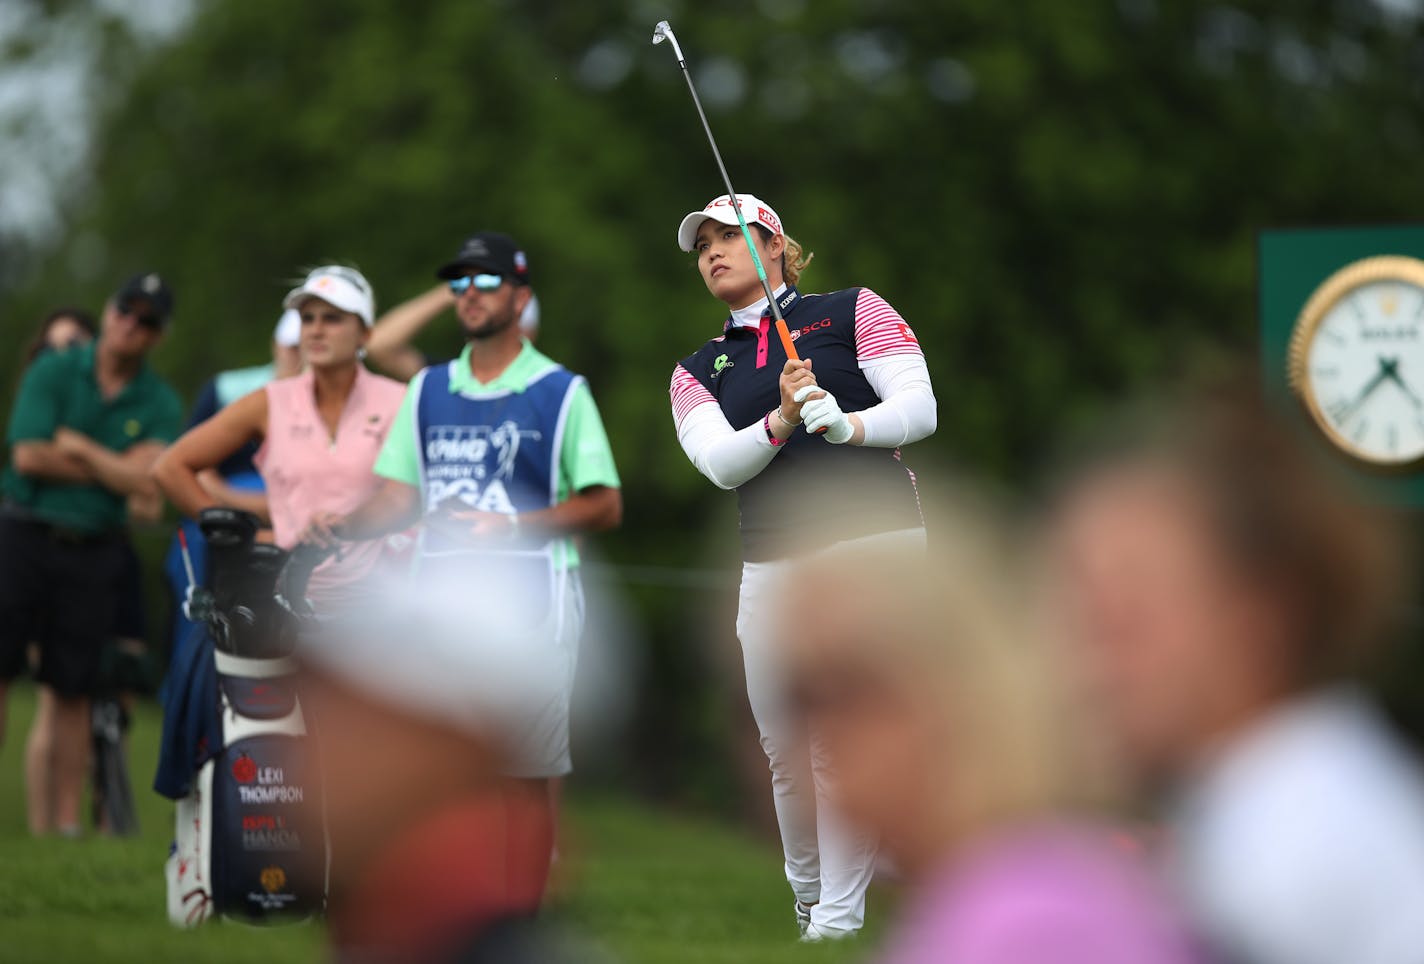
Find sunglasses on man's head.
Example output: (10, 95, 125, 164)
(118, 301, 163, 330)
(447, 273, 505, 296)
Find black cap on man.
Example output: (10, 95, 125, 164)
(113, 272, 175, 328)
(436, 232, 531, 286)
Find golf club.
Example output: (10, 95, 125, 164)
(652, 20, 803, 366)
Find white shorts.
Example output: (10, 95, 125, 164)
(503, 568, 585, 779)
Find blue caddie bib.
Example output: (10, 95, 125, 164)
(409, 359, 582, 623)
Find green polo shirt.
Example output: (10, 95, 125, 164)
(375, 340, 620, 569)
(3, 343, 184, 533)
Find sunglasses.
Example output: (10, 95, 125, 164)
(447, 273, 505, 296)
(118, 301, 164, 330)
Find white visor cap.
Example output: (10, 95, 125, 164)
(283, 265, 375, 327)
(676, 194, 784, 253)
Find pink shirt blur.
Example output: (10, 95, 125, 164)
(879, 825, 1207, 964)
(255, 365, 408, 610)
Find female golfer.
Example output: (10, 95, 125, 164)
(668, 194, 937, 941)
(154, 266, 408, 612)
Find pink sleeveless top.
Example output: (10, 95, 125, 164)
(254, 366, 409, 609)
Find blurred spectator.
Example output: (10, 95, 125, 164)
(160, 309, 303, 669)
(15, 304, 154, 835)
(17, 308, 97, 833)
(300, 565, 588, 963)
(22, 307, 97, 364)
(365, 281, 541, 381)
(0, 272, 183, 836)
(1049, 385, 1424, 964)
(778, 498, 1204, 964)
(153, 267, 406, 613)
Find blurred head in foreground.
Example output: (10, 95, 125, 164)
(297, 563, 577, 963)
(778, 492, 1202, 963)
(1048, 383, 1406, 783)
(779, 497, 1069, 871)
(1047, 382, 1424, 964)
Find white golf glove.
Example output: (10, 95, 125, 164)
(794, 385, 855, 444)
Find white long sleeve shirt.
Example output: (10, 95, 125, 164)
(670, 287, 936, 490)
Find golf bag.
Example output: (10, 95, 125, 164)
(156, 508, 327, 927)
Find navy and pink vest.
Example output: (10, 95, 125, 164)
(679, 286, 923, 561)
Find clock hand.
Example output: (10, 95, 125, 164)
(1382, 356, 1424, 409)
(1334, 357, 1392, 424)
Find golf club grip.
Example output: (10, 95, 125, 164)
(775, 318, 799, 361)
(774, 319, 830, 434)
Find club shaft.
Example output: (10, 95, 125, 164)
(675, 66, 798, 359)
(177, 527, 197, 588)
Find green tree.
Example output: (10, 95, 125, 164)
(4, 0, 1424, 804)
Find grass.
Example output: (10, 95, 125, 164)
(0, 682, 879, 963)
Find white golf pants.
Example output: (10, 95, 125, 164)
(735, 527, 925, 937)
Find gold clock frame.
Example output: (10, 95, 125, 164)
(1287, 254, 1424, 469)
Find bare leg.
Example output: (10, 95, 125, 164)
(505, 777, 554, 911)
(24, 685, 57, 835)
(549, 776, 563, 849)
(50, 694, 91, 834)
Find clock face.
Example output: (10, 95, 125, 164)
(1290, 256, 1424, 467)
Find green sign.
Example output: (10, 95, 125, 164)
(1260, 224, 1424, 504)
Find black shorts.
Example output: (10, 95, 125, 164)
(111, 538, 147, 641)
(0, 515, 125, 698)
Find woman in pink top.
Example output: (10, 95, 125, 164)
(777, 499, 1207, 963)
(154, 266, 408, 611)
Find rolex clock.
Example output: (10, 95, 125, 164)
(1288, 255, 1424, 467)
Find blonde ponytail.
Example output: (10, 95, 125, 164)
(749, 223, 814, 285)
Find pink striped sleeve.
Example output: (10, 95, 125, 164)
(670, 363, 717, 431)
(854, 288, 923, 362)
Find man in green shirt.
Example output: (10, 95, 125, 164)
(0, 272, 183, 835)
(302, 232, 620, 905)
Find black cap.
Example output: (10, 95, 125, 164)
(435, 232, 531, 285)
(114, 272, 175, 326)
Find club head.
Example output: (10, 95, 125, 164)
(650, 20, 685, 63)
